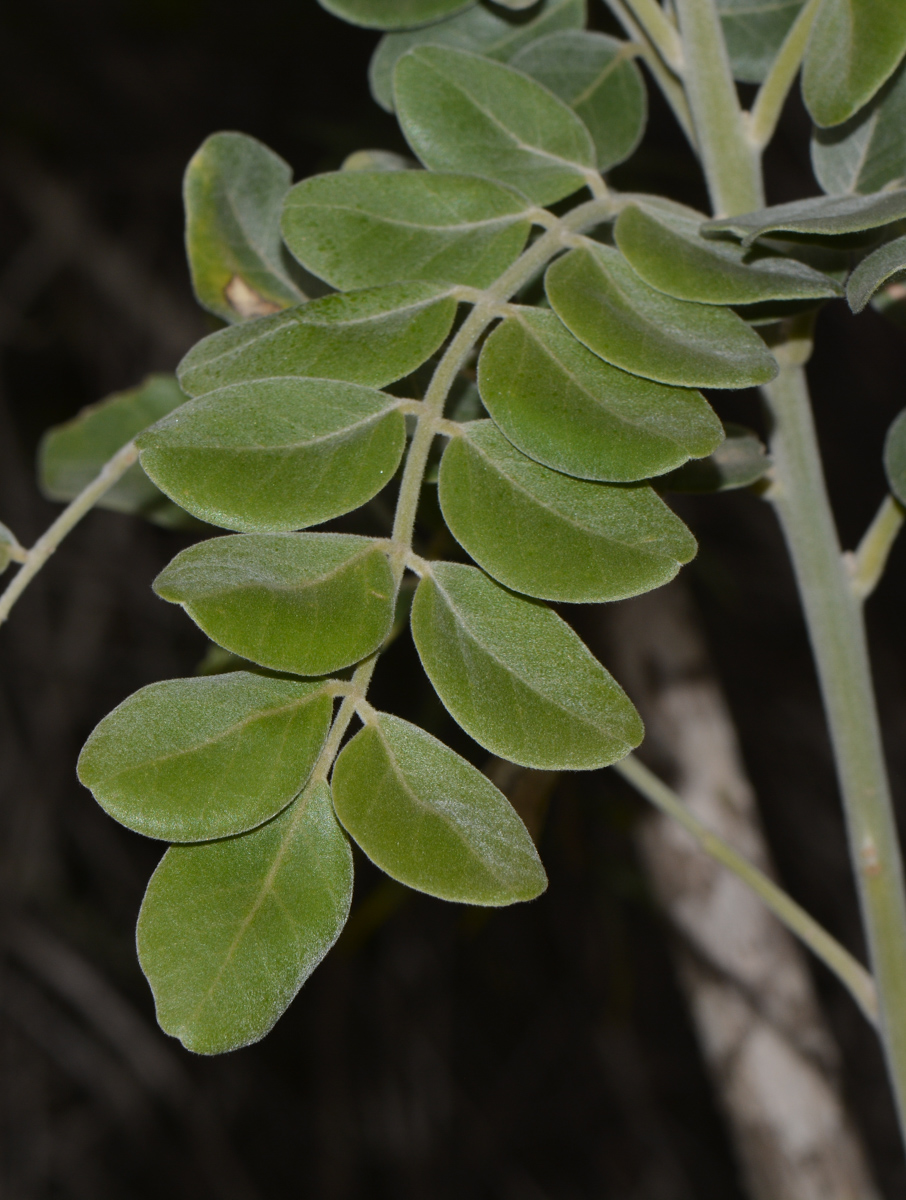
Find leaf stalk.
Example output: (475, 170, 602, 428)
(848, 493, 905, 601)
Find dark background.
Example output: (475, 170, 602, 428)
(1, 1, 906, 1197)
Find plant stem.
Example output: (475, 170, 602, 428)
(762, 360, 906, 1136)
(0, 440, 139, 628)
(614, 754, 879, 1025)
(622, 0, 685, 74)
(604, 0, 696, 147)
(674, 0, 763, 216)
(748, 0, 821, 151)
(849, 493, 905, 601)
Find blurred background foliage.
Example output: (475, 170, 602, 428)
(1, 1, 906, 1197)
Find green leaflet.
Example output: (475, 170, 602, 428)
(39, 374, 189, 528)
(281, 171, 532, 291)
(137, 378, 405, 533)
(657, 423, 770, 492)
(138, 779, 352, 1054)
(410, 561, 643, 768)
(884, 409, 906, 506)
(614, 204, 841, 305)
(477, 309, 721, 481)
(341, 149, 415, 171)
(438, 421, 697, 603)
(332, 712, 546, 904)
(0, 522, 17, 575)
(393, 45, 596, 205)
(177, 283, 457, 397)
(812, 57, 906, 195)
(510, 31, 646, 172)
(847, 236, 906, 313)
(369, 0, 585, 113)
(717, 0, 806, 83)
(154, 534, 395, 676)
(803, 0, 906, 128)
(318, 0, 474, 30)
(78, 673, 333, 843)
(545, 245, 778, 389)
(184, 133, 306, 323)
(704, 190, 906, 245)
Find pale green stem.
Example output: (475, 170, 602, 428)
(622, 0, 685, 73)
(603, 0, 697, 148)
(0, 440, 139, 628)
(762, 361, 906, 1136)
(748, 0, 821, 151)
(674, 0, 763, 216)
(847, 493, 905, 602)
(615, 754, 879, 1025)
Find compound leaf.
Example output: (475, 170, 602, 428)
(332, 712, 546, 904)
(178, 283, 457, 396)
(656, 423, 770, 492)
(614, 204, 841, 304)
(369, 0, 585, 112)
(318, 0, 474, 30)
(393, 45, 596, 205)
(137, 378, 405, 533)
(185, 132, 306, 323)
(39, 374, 189, 528)
(78, 673, 333, 843)
(477, 308, 721, 481)
(137, 779, 352, 1054)
(282, 170, 532, 290)
(812, 57, 906, 195)
(717, 0, 806, 83)
(884, 409, 906, 505)
(545, 245, 778, 389)
(704, 190, 906, 244)
(803, 0, 906, 128)
(847, 236, 906, 312)
(438, 421, 697, 602)
(154, 533, 395, 676)
(410, 561, 642, 768)
(510, 31, 646, 171)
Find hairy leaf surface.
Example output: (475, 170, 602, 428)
(184, 133, 306, 323)
(812, 57, 906, 195)
(393, 45, 596, 204)
(138, 379, 405, 533)
(478, 309, 721, 481)
(510, 31, 646, 171)
(138, 780, 352, 1054)
(410, 561, 642, 768)
(803, 0, 906, 127)
(704, 190, 906, 244)
(545, 245, 778, 388)
(39, 374, 189, 527)
(717, 0, 805, 83)
(884, 409, 906, 505)
(178, 284, 457, 396)
(281, 171, 532, 290)
(78, 673, 333, 842)
(154, 534, 395, 676)
(319, 0, 474, 29)
(614, 204, 840, 304)
(369, 0, 585, 112)
(846, 236, 906, 313)
(438, 421, 697, 602)
(332, 713, 546, 903)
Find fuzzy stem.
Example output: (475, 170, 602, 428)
(0, 441, 139, 628)
(614, 754, 879, 1025)
(762, 361, 906, 1137)
(748, 0, 821, 151)
(674, 0, 763, 216)
(848, 493, 905, 602)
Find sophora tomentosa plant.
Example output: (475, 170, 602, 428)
(6, 0, 906, 1148)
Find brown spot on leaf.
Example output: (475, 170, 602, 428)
(224, 275, 282, 319)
